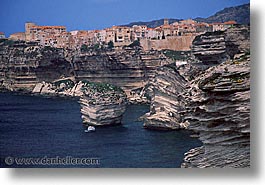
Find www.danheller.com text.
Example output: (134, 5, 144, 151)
(3, 156, 100, 166)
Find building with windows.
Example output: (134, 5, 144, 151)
(6, 19, 238, 50)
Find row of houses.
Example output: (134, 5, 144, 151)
(7, 19, 237, 49)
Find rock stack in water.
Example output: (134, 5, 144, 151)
(79, 81, 127, 126)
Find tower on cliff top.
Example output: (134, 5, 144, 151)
(25, 22, 36, 41)
(164, 18, 169, 25)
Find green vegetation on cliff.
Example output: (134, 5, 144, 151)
(80, 80, 126, 105)
(163, 50, 190, 61)
(54, 79, 75, 90)
(81, 80, 123, 93)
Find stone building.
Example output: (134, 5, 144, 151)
(96, 29, 107, 44)
(132, 25, 148, 41)
(25, 22, 36, 41)
(223, 20, 237, 29)
(105, 27, 116, 43)
(113, 26, 132, 43)
(24, 22, 68, 48)
(146, 28, 160, 40)
(9, 32, 26, 40)
(195, 22, 212, 33)
(71, 30, 90, 47)
(210, 22, 225, 31)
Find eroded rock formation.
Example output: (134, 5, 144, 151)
(72, 48, 171, 99)
(192, 31, 227, 64)
(142, 25, 250, 168)
(142, 64, 190, 130)
(32, 79, 127, 126)
(0, 41, 171, 103)
(0, 25, 251, 167)
(182, 55, 250, 168)
(79, 82, 127, 126)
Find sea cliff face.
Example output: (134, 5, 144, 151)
(192, 31, 227, 64)
(0, 41, 171, 102)
(182, 55, 250, 167)
(72, 48, 171, 100)
(0, 40, 171, 126)
(143, 25, 250, 129)
(142, 25, 250, 167)
(0, 40, 71, 92)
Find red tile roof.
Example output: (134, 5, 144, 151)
(224, 21, 237, 25)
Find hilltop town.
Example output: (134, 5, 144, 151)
(1, 19, 236, 51)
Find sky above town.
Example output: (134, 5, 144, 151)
(0, 0, 249, 36)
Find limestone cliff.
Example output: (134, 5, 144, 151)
(72, 48, 171, 99)
(142, 25, 250, 167)
(191, 25, 250, 64)
(0, 40, 171, 103)
(191, 31, 227, 64)
(0, 40, 71, 91)
(143, 25, 250, 130)
(182, 55, 250, 168)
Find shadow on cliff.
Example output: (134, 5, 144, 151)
(6, 10, 261, 181)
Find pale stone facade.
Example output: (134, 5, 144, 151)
(211, 23, 225, 32)
(132, 25, 148, 41)
(114, 26, 132, 43)
(105, 27, 116, 43)
(9, 32, 26, 41)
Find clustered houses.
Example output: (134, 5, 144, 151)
(24, 22, 73, 48)
(7, 19, 237, 49)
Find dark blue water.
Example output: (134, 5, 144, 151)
(0, 92, 201, 168)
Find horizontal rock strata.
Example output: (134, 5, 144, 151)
(181, 26, 250, 168)
(192, 31, 227, 64)
(0, 41, 171, 103)
(182, 56, 250, 168)
(72, 48, 172, 100)
(142, 64, 190, 130)
(32, 79, 127, 126)
(0, 40, 71, 92)
(79, 82, 127, 126)
(142, 25, 250, 167)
